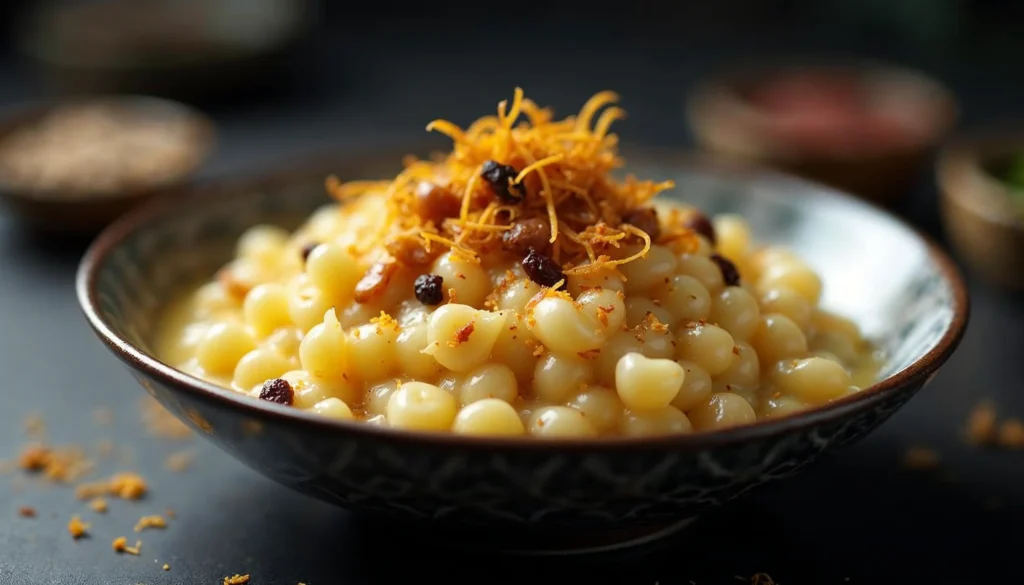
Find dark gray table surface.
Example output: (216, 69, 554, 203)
(1, 27, 1024, 584)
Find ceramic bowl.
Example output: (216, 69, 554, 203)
(687, 59, 957, 206)
(76, 150, 968, 554)
(938, 132, 1024, 291)
(0, 95, 215, 234)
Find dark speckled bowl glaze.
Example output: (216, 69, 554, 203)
(76, 150, 968, 552)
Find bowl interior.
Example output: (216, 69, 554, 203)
(85, 152, 960, 422)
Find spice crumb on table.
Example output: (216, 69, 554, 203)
(112, 536, 143, 555)
(133, 515, 167, 532)
(67, 515, 90, 539)
(902, 446, 941, 470)
(163, 450, 193, 472)
(17, 505, 36, 518)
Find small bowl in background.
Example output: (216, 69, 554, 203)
(14, 0, 308, 100)
(687, 59, 958, 205)
(938, 131, 1024, 291)
(0, 95, 216, 234)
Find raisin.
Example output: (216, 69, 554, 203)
(414, 274, 444, 305)
(481, 160, 526, 203)
(710, 254, 741, 287)
(683, 212, 716, 244)
(300, 242, 320, 262)
(502, 218, 551, 255)
(259, 378, 294, 405)
(415, 181, 461, 224)
(623, 208, 661, 241)
(522, 250, 564, 287)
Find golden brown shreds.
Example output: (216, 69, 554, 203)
(17, 506, 36, 518)
(133, 515, 167, 532)
(139, 397, 193, 440)
(67, 515, 90, 539)
(163, 450, 193, 472)
(23, 414, 46, 438)
(966, 400, 997, 445)
(112, 536, 142, 555)
(163, 564, 170, 571)
(997, 418, 1024, 449)
(92, 408, 114, 427)
(89, 498, 108, 513)
(223, 575, 250, 585)
(903, 447, 941, 470)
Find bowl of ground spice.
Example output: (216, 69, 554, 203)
(687, 59, 957, 206)
(0, 96, 215, 234)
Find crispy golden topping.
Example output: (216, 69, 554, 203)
(324, 90, 684, 276)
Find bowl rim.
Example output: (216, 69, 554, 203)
(0, 94, 217, 203)
(76, 148, 970, 452)
(685, 55, 959, 161)
(937, 129, 1024, 229)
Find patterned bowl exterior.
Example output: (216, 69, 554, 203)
(77, 151, 969, 528)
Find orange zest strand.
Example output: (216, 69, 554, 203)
(324, 89, 682, 280)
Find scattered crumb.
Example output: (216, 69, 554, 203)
(92, 408, 114, 427)
(68, 515, 90, 539)
(18, 506, 36, 518)
(224, 575, 250, 585)
(76, 472, 147, 500)
(17, 443, 94, 482)
(133, 515, 167, 532)
(163, 564, 170, 571)
(163, 450, 193, 472)
(903, 447, 941, 470)
(165, 508, 175, 519)
(140, 397, 193, 440)
(966, 400, 997, 445)
(23, 414, 47, 439)
(997, 418, 1024, 448)
(89, 498, 108, 513)
(112, 536, 142, 555)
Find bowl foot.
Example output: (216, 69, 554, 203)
(352, 515, 694, 558)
